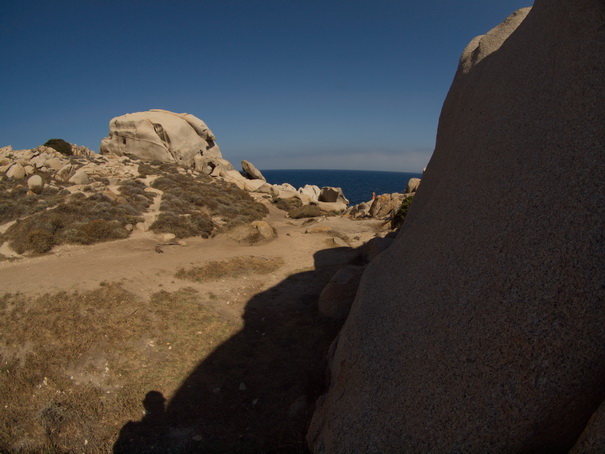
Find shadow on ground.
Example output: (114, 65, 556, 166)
(114, 245, 360, 453)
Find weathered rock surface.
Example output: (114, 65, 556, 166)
(368, 193, 404, 219)
(27, 175, 44, 194)
(318, 265, 364, 321)
(299, 185, 321, 203)
(6, 163, 25, 179)
(241, 160, 266, 181)
(404, 177, 420, 193)
(309, 2, 605, 452)
(319, 187, 349, 205)
(100, 109, 222, 167)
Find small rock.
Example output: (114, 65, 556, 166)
(163, 233, 176, 242)
(332, 237, 348, 247)
(239, 382, 247, 391)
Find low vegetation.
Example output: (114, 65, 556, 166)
(176, 256, 284, 282)
(150, 170, 268, 238)
(2, 192, 142, 254)
(272, 196, 302, 212)
(118, 179, 155, 213)
(0, 178, 66, 224)
(0, 284, 238, 453)
(391, 195, 414, 229)
(151, 212, 214, 239)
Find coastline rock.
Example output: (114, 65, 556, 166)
(298, 185, 321, 204)
(271, 183, 299, 200)
(241, 160, 266, 181)
(369, 193, 404, 219)
(309, 2, 605, 452)
(100, 109, 222, 167)
(404, 177, 421, 193)
(319, 187, 349, 205)
(243, 179, 267, 192)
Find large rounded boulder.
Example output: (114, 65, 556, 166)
(100, 109, 222, 167)
(308, 1, 605, 452)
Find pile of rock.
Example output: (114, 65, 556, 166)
(346, 177, 420, 221)
(0, 144, 140, 195)
(98, 109, 350, 213)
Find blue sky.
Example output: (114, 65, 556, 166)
(1, 0, 531, 172)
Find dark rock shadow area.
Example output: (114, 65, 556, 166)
(114, 246, 360, 453)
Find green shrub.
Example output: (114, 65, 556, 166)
(65, 219, 129, 245)
(151, 173, 267, 233)
(43, 138, 72, 156)
(391, 195, 414, 229)
(150, 212, 213, 239)
(0, 179, 64, 224)
(118, 180, 155, 213)
(3, 192, 143, 254)
(273, 197, 302, 212)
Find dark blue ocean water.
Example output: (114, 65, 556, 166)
(261, 169, 422, 205)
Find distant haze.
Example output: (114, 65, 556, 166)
(1, 0, 531, 172)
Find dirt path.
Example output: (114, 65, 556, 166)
(0, 207, 383, 318)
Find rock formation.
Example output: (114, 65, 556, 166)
(241, 160, 266, 181)
(318, 187, 349, 205)
(100, 109, 224, 169)
(404, 177, 420, 193)
(308, 1, 605, 452)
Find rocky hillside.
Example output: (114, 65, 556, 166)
(0, 110, 418, 258)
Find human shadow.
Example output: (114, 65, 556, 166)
(114, 245, 361, 453)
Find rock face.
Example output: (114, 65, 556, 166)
(241, 160, 266, 181)
(100, 109, 222, 167)
(308, 2, 605, 453)
(404, 177, 420, 193)
(318, 187, 349, 205)
(318, 266, 364, 322)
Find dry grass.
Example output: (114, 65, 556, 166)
(0, 177, 65, 224)
(175, 256, 284, 282)
(118, 180, 155, 213)
(150, 212, 214, 239)
(0, 284, 239, 453)
(150, 171, 268, 237)
(272, 197, 302, 212)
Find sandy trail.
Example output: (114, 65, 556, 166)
(0, 207, 383, 319)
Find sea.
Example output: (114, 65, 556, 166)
(261, 169, 422, 206)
